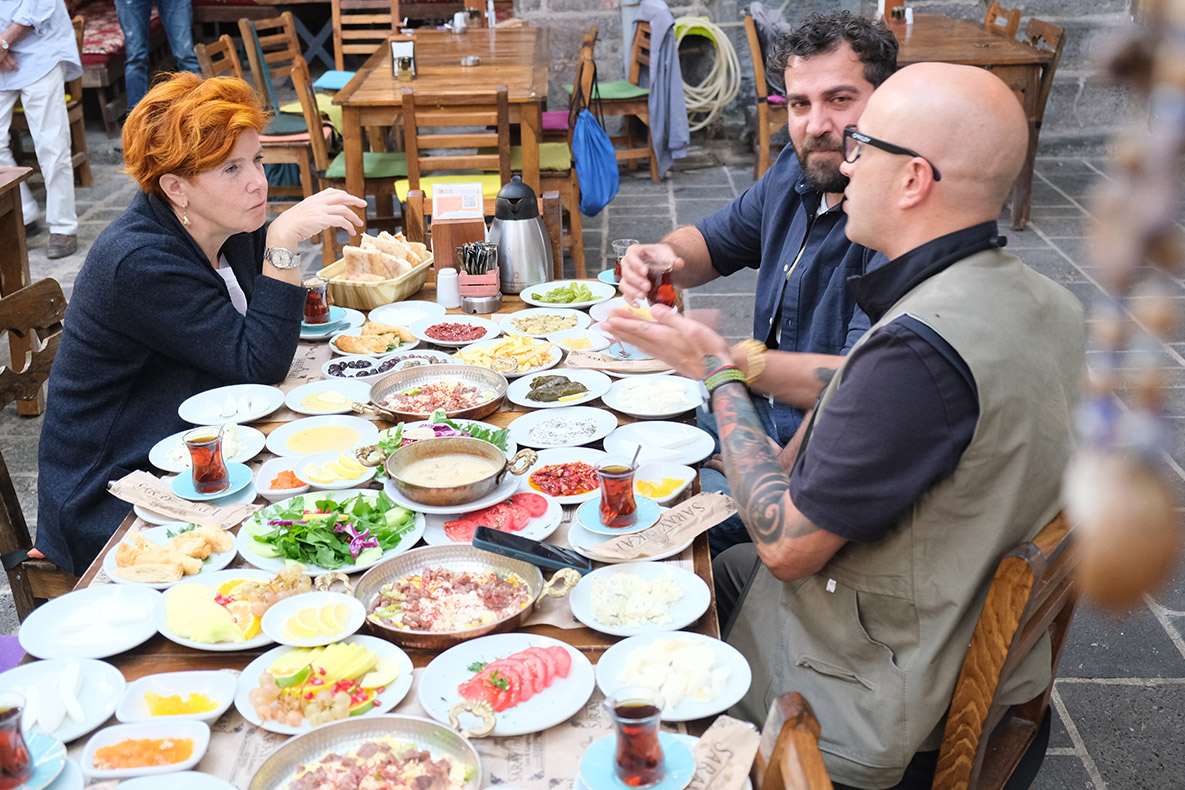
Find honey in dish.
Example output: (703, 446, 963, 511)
(286, 425, 361, 454)
(400, 455, 498, 487)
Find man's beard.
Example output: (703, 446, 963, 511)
(795, 136, 849, 194)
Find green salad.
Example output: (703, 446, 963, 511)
(530, 282, 596, 304)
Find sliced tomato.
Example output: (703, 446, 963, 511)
(512, 493, 548, 517)
(458, 675, 500, 708)
(506, 502, 530, 532)
(547, 645, 572, 678)
(515, 650, 548, 694)
(444, 518, 478, 543)
(524, 646, 559, 683)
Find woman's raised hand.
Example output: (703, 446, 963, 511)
(266, 188, 367, 251)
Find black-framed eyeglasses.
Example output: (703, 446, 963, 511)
(843, 125, 942, 182)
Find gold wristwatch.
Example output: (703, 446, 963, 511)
(732, 339, 768, 384)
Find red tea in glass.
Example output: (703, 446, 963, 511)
(611, 239, 639, 283)
(0, 694, 32, 790)
(646, 264, 676, 308)
(184, 427, 229, 495)
(303, 278, 330, 324)
(597, 457, 637, 528)
(606, 687, 665, 788)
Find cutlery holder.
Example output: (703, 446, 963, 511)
(458, 267, 501, 297)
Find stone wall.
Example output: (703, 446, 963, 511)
(514, 0, 1139, 155)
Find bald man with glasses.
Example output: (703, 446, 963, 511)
(602, 63, 1085, 790)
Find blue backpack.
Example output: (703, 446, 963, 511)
(570, 59, 619, 216)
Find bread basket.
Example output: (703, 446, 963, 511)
(318, 255, 433, 310)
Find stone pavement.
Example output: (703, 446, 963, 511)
(3, 125, 1184, 790)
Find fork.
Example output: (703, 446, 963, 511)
(611, 340, 631, 359)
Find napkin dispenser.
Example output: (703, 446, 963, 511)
(489, 176, 552, 294)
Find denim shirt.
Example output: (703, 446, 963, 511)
(0, 0, 82, 90)
(696, 146, 882, 442)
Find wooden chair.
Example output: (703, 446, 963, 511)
(10, 16, 92, 189)
(744, 8, 788, 179)
(194, 34, 243, 80)
(984, 2, 1022, 38)
(598, 21, 659, 181)
(754, 512, 1076, 790)
(238, 12, 302, 108)
(405, 189, 564, 279)
(290, 56, 408, 265)
(332, 0, 401, 70)
(545, 26, 600, 144)
(394, 85, 511, 210)
(0, 279, 80, 621)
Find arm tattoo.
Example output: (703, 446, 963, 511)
(814, 366, 836, 387)
(712, 381, 814, 546)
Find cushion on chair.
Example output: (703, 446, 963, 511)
(261, 123, 336, 144)
(563, 79, 649, 100)
(312, 70, 355, 91)
(394, 174, 504, 203)
(264, 113, 308, 136)
(479, 143, 571, 172)
(76, 0, 162, 64)
(326, 150, 408, 180)
(767, 94, 786, 104)
(279, 92, 343, 134)
(541, 110, 569, 131)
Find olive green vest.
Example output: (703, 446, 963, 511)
(728, 248, 1084, 788)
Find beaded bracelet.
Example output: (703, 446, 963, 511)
(704, 366, 747, 394)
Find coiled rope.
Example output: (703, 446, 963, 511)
(674, 17, 742, 132)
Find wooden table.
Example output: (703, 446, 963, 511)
(0, 167, 41, 415)
(891, 14, 1052, 230)
(75, 285, 718, 684)
(333, 27, 549, 240)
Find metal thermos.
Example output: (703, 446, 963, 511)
(489, 176, 553, 294)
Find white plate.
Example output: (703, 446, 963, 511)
(152, 569, 276, 652)
(604, 421, 715, 465)
(264, 415, 380, 457)
(233, 635, 414, 735)
(300, 307, 364, 341)
(20, 586, 161, 660)
(297, 450, 377, 490)
(382, 473, 521, 515)
(454, 338, 561, 378)
(519, 279, 616, 309)
(506, 369, 612, 410)
(595, 632, 753, 722)
(567, 515, 691, 563)
(572, 735, 753, 790)
(239, 489, 426, 574)
(507, 406, 618, 448)
(329, 330, 419, 357)
(115, 670, 237, 724)
(422, 491, 563, 545)
(589, 296, 633, 323)
(116, 771, 236, 790)
(132, 483, 256, 525)
(102, 524, 236, 589)
(380, 418, 517, 459)
(409, 315, 501, 348)
(0, 659, 126, 743)
(498, 307, 591, 337)
(284, 379, 373, 416)
(517, 447, 608, 505)
(260, 591, 367, 647)
(320, 355, 404, 380)
(545, 327, 612, 352)
(368, 300, 447, 327)
(254, 456, 311, 503)
(178, 384, 285, 426)
(569, 562, 711, 637)
(418, 633, 594, 737)
(634, 462, 696, 506)
(80, 720, 209, 778)
(148, 425, 266, 474)
(602, 374, 705, 419)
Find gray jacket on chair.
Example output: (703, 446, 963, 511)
(635, 0, 688, 176)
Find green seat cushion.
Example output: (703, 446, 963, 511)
(326, 151, 408, 180)
(563, 79, 649, 100)
(279, 93, 343, 134)
(394, 173, 505, 203)
(478, 143, 572, 172)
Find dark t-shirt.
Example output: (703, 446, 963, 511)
(787, 223, 1008, 542)
(695, 147, 881, 443)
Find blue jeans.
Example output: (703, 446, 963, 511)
(115, 0, 202, 108)
(695, 398, 780, 557)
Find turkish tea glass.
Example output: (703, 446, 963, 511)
(605, 686, 665, 788)
(611, 238, 640, 282)
(646, 260, 676, 308)
(303, 278, 330, 324)
(597, 456, 638, 528)
(185, 426, 229, 495)
(0, 692, 31, 790)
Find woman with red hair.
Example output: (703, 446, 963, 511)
(35, 73, 365, 575)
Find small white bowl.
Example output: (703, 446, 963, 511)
(546, 327, 611, 352)
(254, 456, 310, 503)
(260, 591, 366, 647)
(81, 720, 210, 778)
(115, 671, 237, 724)
(633, 462, 696, 506)
(297, 450, 377, 491)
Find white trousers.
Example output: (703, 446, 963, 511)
(0, 64, 79, 235)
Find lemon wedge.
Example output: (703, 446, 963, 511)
(336, 454, 367, 474)
(284, 607, 322, 640)
(318, 603, 350, 635)
(303, 463, 335, 484)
